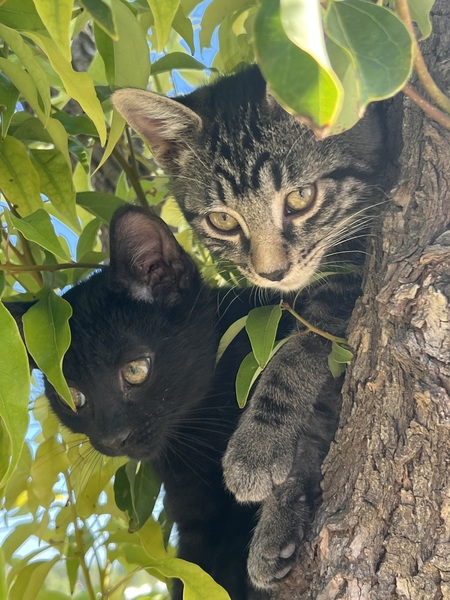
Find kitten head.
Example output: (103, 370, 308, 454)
(113, 66, 385, 292)
(41, 208, 216, 461)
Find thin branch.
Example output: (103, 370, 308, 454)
(0, 261, 104, 273)
(281, 302, 348, 345)
(64, 473, 97, 600)
(112, 147, 149, 208)
(403, 84, 450, 130)
(396, 0, 450, 115)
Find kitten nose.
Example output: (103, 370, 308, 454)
(97, 428, 132, 455)
(258, 268, 287, 282)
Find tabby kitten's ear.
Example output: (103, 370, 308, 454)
(112, 89, 201, 167)
(108, 206, 196, 304)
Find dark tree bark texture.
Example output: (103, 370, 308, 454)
(275, 2, 450, 599)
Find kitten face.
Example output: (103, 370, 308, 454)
(113, 66, 384, 292)
(44, 208, 217, 461)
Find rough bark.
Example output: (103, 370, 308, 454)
(274, 2, 450, 598)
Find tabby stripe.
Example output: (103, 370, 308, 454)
(325, 167, 377, 182)
(251, 152, 271, 188)
(209, 121, 220, 156)
(254, 395, 291, 427)
(215, 165, 240, 197)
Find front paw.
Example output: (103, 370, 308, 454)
(222, 423, 296, 502)
(247, 487, 310, 589)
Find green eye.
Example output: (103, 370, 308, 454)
(69, 387, 86, 409)
(208, 212, 240, 233)
(285, 185, 317, 214)
(122, 358, 151, 385)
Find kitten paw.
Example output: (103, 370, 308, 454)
(247, 487, 310, 589)
(222, 426, 296, 502)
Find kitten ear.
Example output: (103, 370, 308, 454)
(108, 206, 197, 304)
(112, 89, 202, 168)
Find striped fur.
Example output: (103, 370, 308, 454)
(113, 66, 386, 591)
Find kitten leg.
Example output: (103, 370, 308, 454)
(247, 436, 326, 589)
(223, 336, 340, 503)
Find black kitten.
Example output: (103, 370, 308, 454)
(112, 66, 385, 589)
(8, 206, 274, 600)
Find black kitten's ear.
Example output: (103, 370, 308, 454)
(2, 301, 38, 369)
(112, 89, 202, 168)
(109, 206, 197, 304)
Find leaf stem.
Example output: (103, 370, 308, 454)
(281, 302, 348, 345)
(112, 146, 149, 209)
(64, 472, 97, 600)
(403, 84, 450, 129)
(396, 0, 450, 116)
(0, 261, 103, 273)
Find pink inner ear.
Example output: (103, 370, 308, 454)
(132, 114, 172, 152)
(121, 212, 180, 270)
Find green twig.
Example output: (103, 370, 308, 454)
(281, 302, 348, 345)
(0, 261, 103, 273)
(403, 84, 450, 129)
(64, 472, 97, 600)
(396, 0, 450, 116)
(112, 146, 149, 208)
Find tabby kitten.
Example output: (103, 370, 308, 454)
(8, 206, 273, 600)
(113, 66, 385, 589)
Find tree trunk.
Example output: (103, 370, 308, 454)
(275, 2, 450, 598)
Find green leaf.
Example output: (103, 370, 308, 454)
(79, 0, 118, 40)
(30, 437, 70, 506)
(76, 218, 101, 261)
(0, 0, 44, 31)
(8, 558, 60, 600)
(0, 136, 43, 216)
(51, 112, 98, 137)
(29, 149, 78, 229)
(0, 73, 20, 139)
(325, 0, 413, 107)
(0, 302, 30, 488)
(25, 32, 108, 145)
(76, 191, 126, 222)
(328, 341, 354, 378)
(137, 516, 168, 560)
(151, 52, 209, 76)
(150, 557, 230, 599)
(95, 0, 151, 88)
(172, 4, 195, 54)
(126, 460, 161, 532)
(9, 210, 71, 261)
(147, 0, 180, 51)
(245, 304, 282, 368)
(254, 0, 341, 133)
(0, 24, 51, 122)
(93, 108, 125, 173)
(200, 0, 254, 48)
(0, 60, 71, 165)
(408, 0, 435, 40)
(235, 351, 261, 409)
(33, 0, 73, 61)
(216, 315, 247, 366)
(22, 292, 74, 409)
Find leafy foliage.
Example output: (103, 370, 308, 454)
(0, 0, 437, 598)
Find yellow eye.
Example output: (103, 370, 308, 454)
(122, 358, 151, 385)
(285, 185, 317, 214)
(69, 387, 86, 409)
(208, 212, 240, 233)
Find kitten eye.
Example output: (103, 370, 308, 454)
(122, 358, 152, 385)
(207, 212, 240, 233)
(285, 185, 317, 214)
(69, 387, 86, 409)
